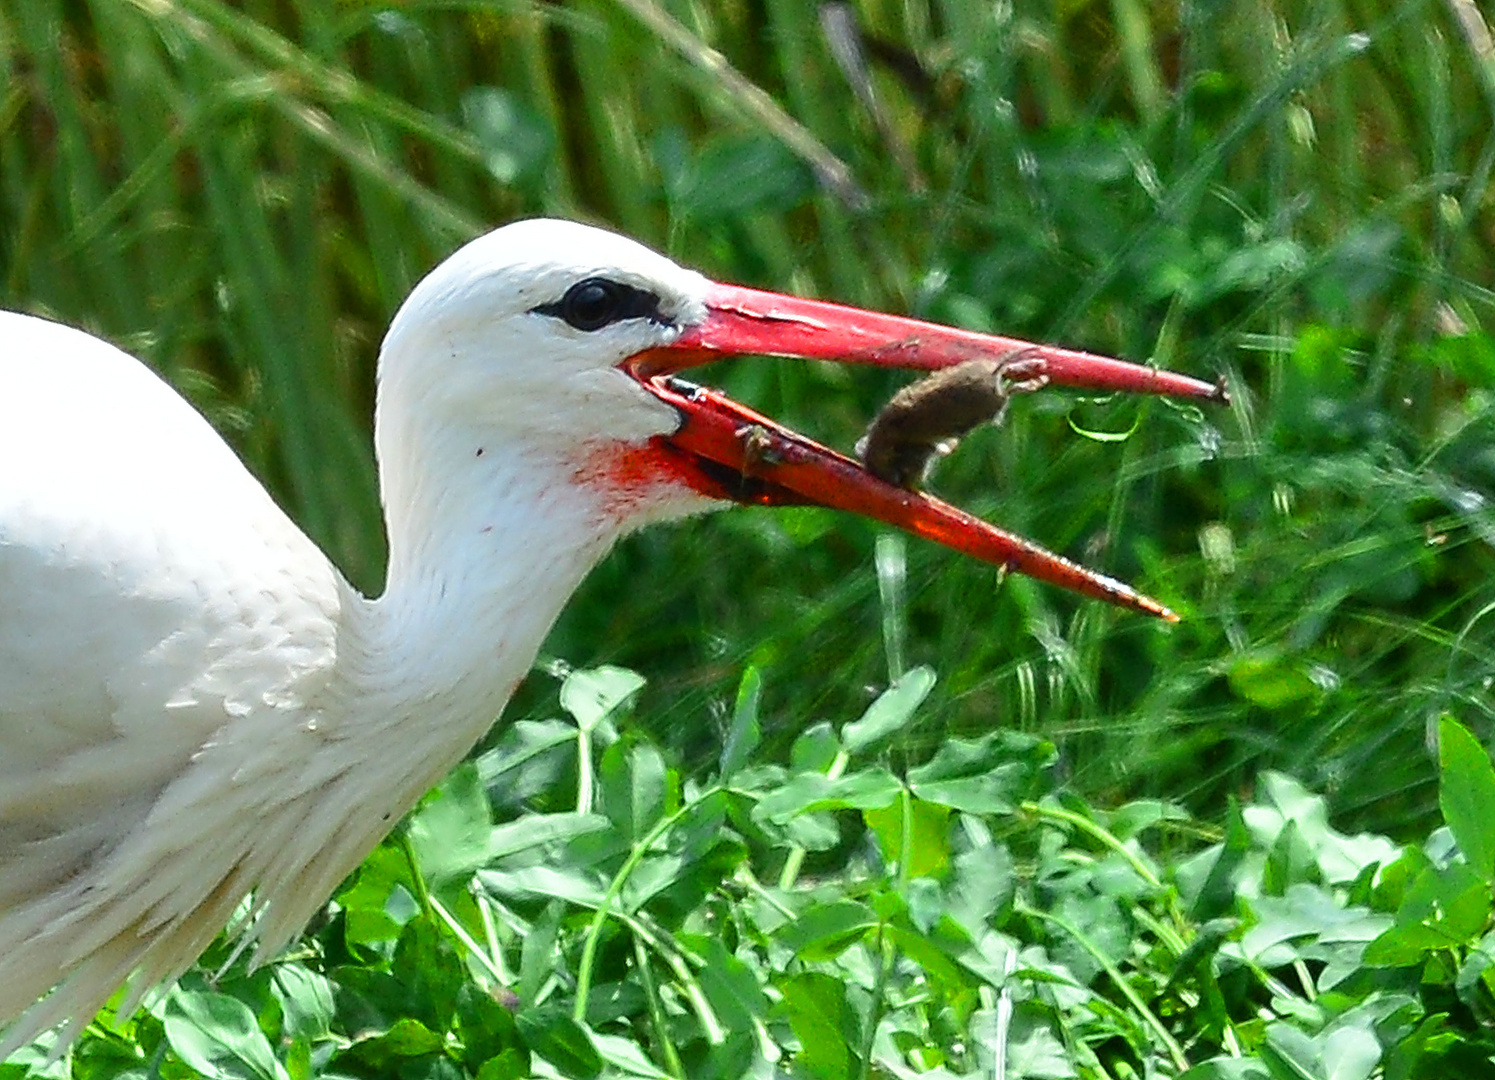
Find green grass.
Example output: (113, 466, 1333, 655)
(3, 0, 1495, 1074)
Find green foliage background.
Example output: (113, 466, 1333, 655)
(3, 0, 1495, 1076)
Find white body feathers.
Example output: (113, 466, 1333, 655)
(0, 221, 713, 1050)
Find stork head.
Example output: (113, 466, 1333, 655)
(379, 221, 703, 454)
(376, 219, 1226, 620)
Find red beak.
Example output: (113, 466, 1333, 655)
(627, 284, 1227, 622)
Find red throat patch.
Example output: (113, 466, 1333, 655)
(567, 440, 706, 524)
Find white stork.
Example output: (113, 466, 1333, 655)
(0, 219, 1222, 1051)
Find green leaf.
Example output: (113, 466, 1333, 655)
(408, 762, 493, 886)
(164, 988, 286, 1080)
(841, 667, 935, 754)
(271, 964, 335, 1044)
(994, 1005, 1078, 1079)
(1438, 716, 1495, 883)
(776, 973, 859, 1080)
(515, 1007, 602, 1080)
(1263, 819, 1316, 896)
(687, 936, 768, 1032)
(1455, 930, 1495, 1005)
(517, 900, 565, 1007)
(791, 722, 842, 772)
(781, 811, 841, 852)
(1364, 922, 1457, 967)
(475, 1052, 531, 1080)
(905, 875, 945, 933)
(1188, 796, 1252, 922)
(339, 1018, 444, 1070)
(1262, 1022, 1321, 1080)
(599, 736, 672, 843)
(456, 984, 527, 1076)
(1048, 891, 1131, 983)
(591, 1031, 676, 1078)
(1240, 884, 1390, 968)
(1371, 845, 1431, 913)
(479, 864, 607, 908)
(1165, 919, 1240, 992)
(906, 733, 1047, 813)
(863, 796, 950, 878)
(1380, 1012, 1457, 1080)
(753, 768, 902, 824)
(561, 666, 646, 733)
(720, 666, 763, 779)
(1256, 773, 1399, 886)
(947, 824, 1016, 936)
(1365, 858, 1490, 964)
(1178, 1058, 1273, 1079)
(337, 842, 418, 946)
(329, 966, 411, 1035)
(391, 915, 465, 1033)
(619, 852, 686, 911)
(633, 837, 746, 919)
(883, 923, 971, 996)
(778, 899, 879, 961)
(1107, 799, 1192, 841)
(701, 1030, 758, 1080)
(475, 719, 576, 805)
(1275, 1019, 1380, 1080)
(489, 812, 611, 860)
(1227, 650, 1321, 710)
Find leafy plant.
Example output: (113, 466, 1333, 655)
(15, 670, 1495, 1079)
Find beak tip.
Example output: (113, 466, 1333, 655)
(1135, 594, 1180, 622)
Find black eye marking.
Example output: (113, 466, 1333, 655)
(530, 277, 671, 332)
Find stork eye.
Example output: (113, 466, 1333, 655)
(562, 279, 623, 331)
(532, 277, 667, 332)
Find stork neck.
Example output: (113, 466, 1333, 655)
(351, 417, 621, 746)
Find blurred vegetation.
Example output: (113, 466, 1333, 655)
(3, 0, 1494, 835)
